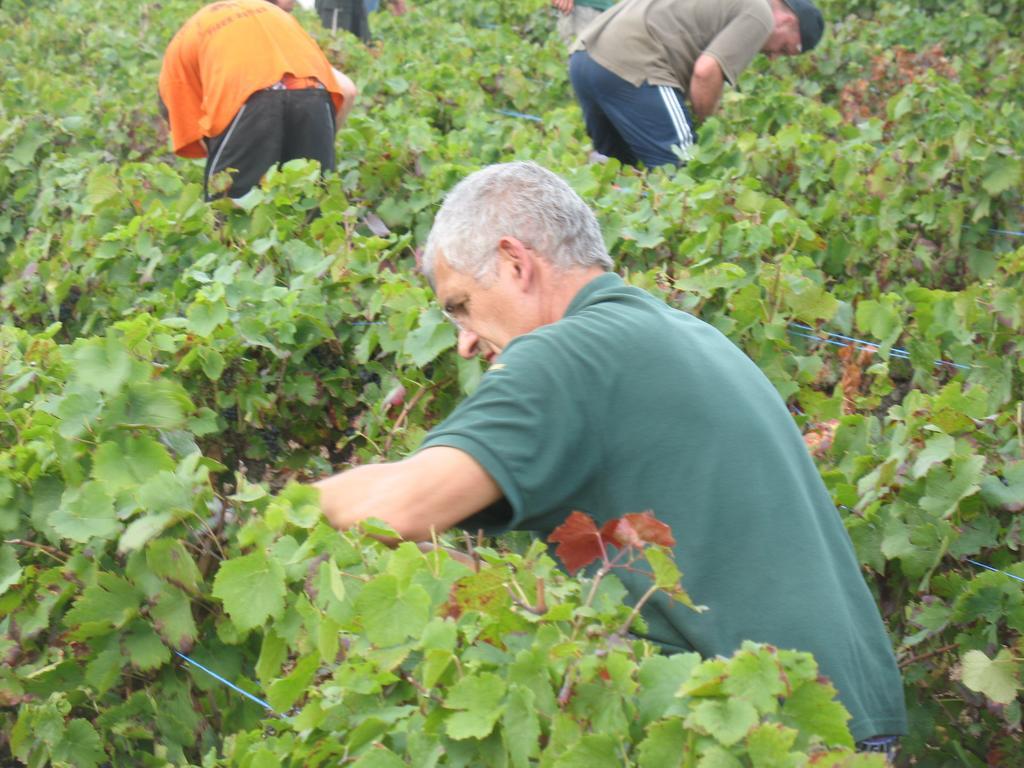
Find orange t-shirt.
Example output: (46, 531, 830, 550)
(158, 0, 346, 158)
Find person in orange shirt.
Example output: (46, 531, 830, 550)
(159, 0, 358, 199)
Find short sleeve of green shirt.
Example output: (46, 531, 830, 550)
(418, 328, 596, 533)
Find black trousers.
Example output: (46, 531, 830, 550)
(315, 0, 370, 42)
(204, 87, 336, 200)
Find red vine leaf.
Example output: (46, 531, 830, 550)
(603, 511, 675, 549)
(547, 511, 604, 574)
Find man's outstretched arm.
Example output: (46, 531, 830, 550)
(689, 53, 725, 121)
(314, 446, 502, 540)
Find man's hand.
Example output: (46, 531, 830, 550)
(689, 53, 725, 121)
(314, 446, 502, 541)
(551, 0, 575, 15)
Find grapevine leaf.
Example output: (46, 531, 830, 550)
(124, 622, 170, 671)
(85, 639, 125, 695)
(92, 436, 175, 492)
(404, 307, 456, 367)
(980, 462, 1024, 512)
(961, 649, 1020, 705)
(212, 551, 287, 632)
(638, 653, 701, 724)
(350, 748, 407, 768)
(981, 158, 1021, 196)
(910, 433, 955, 480)
(50, 482, 120, 543)
(746, 723, 800, 765)
(70, 337, 132, 393)
(636, 719, 687, 768)
(0, 545, 23, 596)
(547, 510, 604, 573)
(694, 746, 744, 768)
(64, 573, 140, 630)
(610, 511, 676, 548)
(551, 734, 622, 767)
(685, 698, 758, 746)
(356, 575, 430, 647)
(150, 585, 197, 649)
(118, 511, 174, 554)
(920, 454, 985, 518)
(645, 547, 705, 611)
(444, 671, 506, 740)
(503, 685, 540, 768)
(52, 719, 106, 768)
(779, 679, 854, 748)
(267, 654, 319, 712)
(722, 645, 788, 714)
(146, 539, 202, 593)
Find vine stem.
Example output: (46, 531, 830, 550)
(4, 538, 68, 563)
(615, 583, 659, 638)
(383, 384, 430, 454)
(898, 642, 958, 669)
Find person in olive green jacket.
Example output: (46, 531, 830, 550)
(569, 0, 824, 167)
(313, 162, 907, 759)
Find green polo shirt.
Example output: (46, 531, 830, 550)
(574, 0, 773, 90)
(420, 273, 907, 742)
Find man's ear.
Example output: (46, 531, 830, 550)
(497, 236, 536, 290)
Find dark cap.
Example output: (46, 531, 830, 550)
(782, 0, 825, 53)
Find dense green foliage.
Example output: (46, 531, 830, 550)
(1, 0, 1022, 764)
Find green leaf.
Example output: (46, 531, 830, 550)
(110, 381, 188, 429)
(50, 482, 120, 543)
(920, 454, 985, 518)
(444, 671, 506, 740)
(267, 653, 319, 712)
(745, 723, 801, 767)
(503, 685, 540, 768)
(118, 511, 174, 554)
(961, 649, 1020, 705)
(779, 679, 853, 748)
(981, 158, 1021, 196)
(637, 719, 687, 768)
(694, 746, 744, 768)
(92, 436, 175, 492)
(0, 545, 23, 596)
(146, 539, 202, 593)
(404, 307, 456, 367)
(71, 337, 132, 393)
(356, 575, 431, 647)
(52, 719, 106, 767)
(911, 433, 955, 480)
(85, 638, 124, 694)
(350, 748, 408, 768)
(124, 623, 170, 670)
(639, 653, 700, 724)
(686, 698, 758, 747)
(64, 573, 140, 629)
(186, 300, 228, 337)
(980, 461, 1024, 512)
(722, 645, 787, 714)
(151, 586, 197, 648)
(212, 551, 287, 632)
(552, 733, 622, 768)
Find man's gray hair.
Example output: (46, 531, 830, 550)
(422, 162, 613, 283)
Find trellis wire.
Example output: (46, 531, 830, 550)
(175, 651, 276, 712)
(787, 323, 970, 370)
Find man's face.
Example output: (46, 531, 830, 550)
(273, 0, 296, 12)
(762, 18, 802, 57)
(433, 249, 539, 363)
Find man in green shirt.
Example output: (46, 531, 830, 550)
(315, 162, 907, 752)
(569, 0, 824, 166)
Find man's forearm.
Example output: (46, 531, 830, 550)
(313, 447, 502, 541)
(688, 54, 725, 121)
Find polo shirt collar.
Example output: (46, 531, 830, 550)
(564, 272, 623, 318)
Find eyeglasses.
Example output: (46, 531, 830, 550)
(441, 307, 465, 331)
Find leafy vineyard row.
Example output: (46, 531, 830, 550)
(0, 0, 1022, 765)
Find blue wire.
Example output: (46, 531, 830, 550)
(175, 651, 276, 712)
(966, 559, 1024, 584)
(788, 323, 970, 370)
(991, 229, 1024, 238)
(493, 108, 543, 123)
